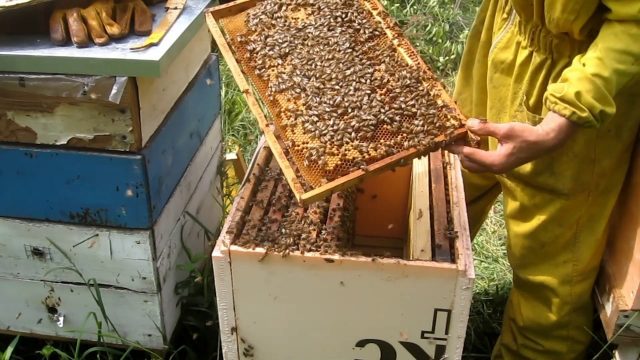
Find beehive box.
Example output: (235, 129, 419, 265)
(595, 140, 640, 356)
(0, 112, 223, 349)
(0, 55, 220, 228)
(206, 0, 467, 205)
(0, 21, 211, 151)
(213, 144, 474, 360)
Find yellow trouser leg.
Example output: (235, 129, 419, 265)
(454, 0, 640, 357)
(462, 169, 501, 239)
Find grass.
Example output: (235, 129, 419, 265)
(221, 63, 262, 165)
(464, 199, 511, 358)
(0, 0, 614, 359)
(382, 0, 481, 87)
(0, 215, 222, 360)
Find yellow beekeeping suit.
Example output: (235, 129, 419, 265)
(454, 0, 640, 359)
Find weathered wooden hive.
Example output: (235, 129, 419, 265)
(0, 0, 223, 350)
(213, 143, 474, 360)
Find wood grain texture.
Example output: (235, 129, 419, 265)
(409, 156, 432, 260)
(601, 141, 640, 311)
(429, 150, 451, 263)
(0, 219, 155, 292)
(445, 152, 475, 360)
(354, 164, 411, 242)
(237, 161, 280, 244)
(0, 24, 209, 152)
(153, 116, 222, 259)
(143, 54, 221, 221)
(446, 152, 473, 276)
(0, 146, 150, 227)
(596, 274, 640, 343)
(299, 130, 466, 205)
(137, 23, 212, 145)
(156, 146, 224, 338)
(0, 121, 221, 294)
(223, 146, 272, 242)
(0, 56, 220, 229)
(0, 277, 164, 349)
(595, 138, 640, 345)
(0, 91, 136, 151)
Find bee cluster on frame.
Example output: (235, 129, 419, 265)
(234, 0, 462, 187)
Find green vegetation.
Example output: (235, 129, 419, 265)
(0, 0, 614, 358)
(464, 199, 510, 358)
(382, 0, 480, 88)
(0, 219, 221, 360)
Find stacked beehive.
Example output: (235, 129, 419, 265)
(0, 0, 222, 350)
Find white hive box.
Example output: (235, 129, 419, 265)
(213, 144, 474, 360)
(0, 116, 223, 350)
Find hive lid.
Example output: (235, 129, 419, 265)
(0, 0, 51, 12)
(206, 0, 467, 205)
(0, 0, 210, 76)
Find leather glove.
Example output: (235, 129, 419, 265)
(49, 0, 153, 47)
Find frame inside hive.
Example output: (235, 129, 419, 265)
(206, 0, 466, 205)
(224, 143, 457, 263)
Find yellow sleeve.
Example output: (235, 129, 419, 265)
(544, 1, 640, 127)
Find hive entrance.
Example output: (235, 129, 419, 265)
(209, 0, 465, 202)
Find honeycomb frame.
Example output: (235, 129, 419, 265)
(206, 0, 467, 205)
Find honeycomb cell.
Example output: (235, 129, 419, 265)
(218, 0, 463, 190)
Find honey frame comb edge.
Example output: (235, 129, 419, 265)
(205, 1, 467, 205)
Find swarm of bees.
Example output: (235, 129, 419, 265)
(235, 159, 357, 257)
(234, 0, 462, 186)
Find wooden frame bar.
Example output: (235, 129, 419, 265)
(430, 150, 452, 262)
(409, 156, 432, 260)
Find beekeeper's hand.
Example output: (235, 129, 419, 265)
(447, 112, 578, 174)
(49, 0, 153, 47)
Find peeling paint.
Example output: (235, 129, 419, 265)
(3, 102, 134, 150)
(0, 112, 37, 142)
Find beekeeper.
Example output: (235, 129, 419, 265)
(447, 0, 640, 358)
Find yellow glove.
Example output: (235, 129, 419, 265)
(49, 0, 153, 47)
(114, 0, 153, 36)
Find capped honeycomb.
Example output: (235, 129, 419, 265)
(216, 0, 464, 190)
